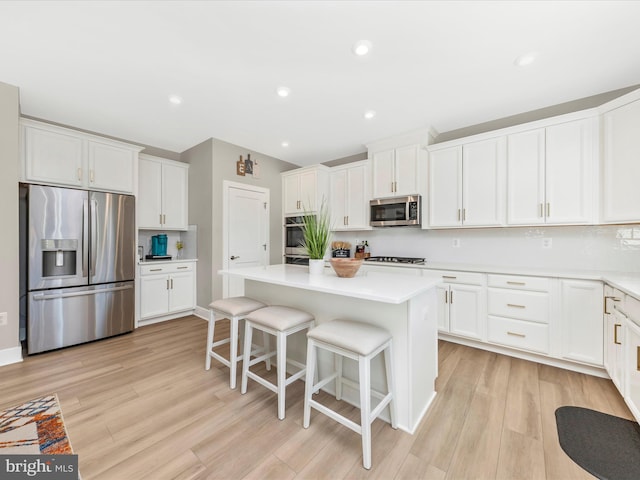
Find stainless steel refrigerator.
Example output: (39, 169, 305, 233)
(24, 184, 135, 354)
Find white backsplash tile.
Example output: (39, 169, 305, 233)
(334, 225, 640, 273)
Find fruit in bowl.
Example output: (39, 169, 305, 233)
(330, 258, 363, 278)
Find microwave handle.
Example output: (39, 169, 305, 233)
(406, 201, 411, 221)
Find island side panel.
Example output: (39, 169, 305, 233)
(245, 279, 436, 433)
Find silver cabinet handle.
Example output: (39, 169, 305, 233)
(149, 268, 162, 272)
(507, 281, 525, 286)
(442, 275, 457, 280)
(230, 256, 240, 260)
(177, 266, 188, 269)
(507, 304, 526, 309)
(507, 331, 526, 338)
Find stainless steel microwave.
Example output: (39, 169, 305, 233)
(370, 195, 421, 227)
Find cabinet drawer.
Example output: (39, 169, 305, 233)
(488, 316, 549, 354)
(488, 289, 549, 323)
(140, 262, 193, 275)
(488, 274, 550, 292)
(433, 270, 484, 286)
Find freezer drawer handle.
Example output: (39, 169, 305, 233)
(32, 285, 133, 301)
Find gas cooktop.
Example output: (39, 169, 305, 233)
(364, 256, 425, 265)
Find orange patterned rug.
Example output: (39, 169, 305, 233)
(0, 394, 73, 454)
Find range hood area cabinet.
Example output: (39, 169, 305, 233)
(138, 154, 189, 230)
(20, 118, 142, 194)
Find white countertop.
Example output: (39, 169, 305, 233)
(219, 264, 440, 304)
(359, 260, 640, 299)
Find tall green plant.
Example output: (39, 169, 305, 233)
(301, 200, 332, 260)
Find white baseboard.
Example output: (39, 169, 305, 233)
(194, 305, 208, 320)
(0, 346, 23, 367)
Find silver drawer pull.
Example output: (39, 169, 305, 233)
(150, 268, 162, 272)
(507, 331, 526, 338)
(507, 281, 526, 286)
(177, 266, 189, 269)
(507, 303, 526, 309)
(442, 275, 457, 280)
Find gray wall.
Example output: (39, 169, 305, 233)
(183, 138, 297, 308)
(0, 81, 20, 354)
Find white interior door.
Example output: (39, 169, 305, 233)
(224, 183, 269, 297)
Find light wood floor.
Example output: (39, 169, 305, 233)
(1, 315, 632, 479)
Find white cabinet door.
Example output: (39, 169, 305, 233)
(283, 174, 301, 215)
(140, 274, 170, 319)
(299, 170, 318, 211)
(449, 284, 483, 340)
(560, 279, 603, 365)
(545, 119, 594, 224)
(346, 162, 369, 229)
(602, 99, 640, 223)
(610, 308, 626, 392)
(87, 140, 136, 193)
(507, 129, 545, 225)
(463, 137, 505, 226)
(626, 318, 640, 422)
(372, 149, 395, 198)
(436, 284, 450, 332)
(330, 169, 348, 230)
(395, 144, 419, 196)
(23, 125, 84, 187)
(169, 270, 195, 313)
(162, 162, 189, 230)
(138, 158, 163, 229)
(429, 146, 462, 227)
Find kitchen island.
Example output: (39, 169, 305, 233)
(219, 264, 442, 433)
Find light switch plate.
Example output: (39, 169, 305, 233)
(542, 238, 552, 249)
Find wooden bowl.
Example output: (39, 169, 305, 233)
(330, 258, 363, 278)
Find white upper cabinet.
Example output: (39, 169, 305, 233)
(371, 144, 421, 198)
(282, 165, 330, 215)
(429, 137, 505, 227)
(330, 161, 370, 231)
(601, 95, 640, 223)
(507, 117, 596, 225)
(21, 118, 141, 194)
(138, 154, 189, 230)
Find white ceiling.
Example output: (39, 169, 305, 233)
(2, 1, 640, 166)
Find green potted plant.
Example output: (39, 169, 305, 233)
(301, 200, 332, 275)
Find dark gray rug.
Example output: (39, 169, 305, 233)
(556, 406, 640, 480)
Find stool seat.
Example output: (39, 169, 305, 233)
(247, 305, 314, 331)
(209, 296, 266, 317)
(241, 305, 315, 419)
(307, 319, 391, 356)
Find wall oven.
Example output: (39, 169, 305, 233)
(284, 215, 310, 265)
(370, 195, 421, 227)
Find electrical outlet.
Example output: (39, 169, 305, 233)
(452, 238, 461, 248)
(0, 312, 7, 326)
(542, 238, 552, 249)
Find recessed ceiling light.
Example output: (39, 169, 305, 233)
(514, 52, 538, 67)
(276, 87, 290, 97)
(281, 141, 289, 147)
(353, 40, 372, 56)
(364, 110, 376, 120)
(168, 94, 182, 105)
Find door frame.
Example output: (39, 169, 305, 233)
(222, 180, 270, 298)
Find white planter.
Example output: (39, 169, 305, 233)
(308, 259, 325, 275)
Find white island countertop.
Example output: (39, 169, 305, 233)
(219, 264, 441, 304)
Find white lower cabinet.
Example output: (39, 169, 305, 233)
(626, 317, 640, 421)
(559, 279, 604, 365)
(604, 286, 625, 390)
(435, 271, 485, 341)
(139, 262, 196, 321)
(487, 274, 551, 354)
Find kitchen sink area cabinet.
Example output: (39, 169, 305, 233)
(138, 261, 196, 324)
(601, 93, 640, 223)
(330, 160, 370, 230)
(434, 271, 486, 341)
(282, 164, 330, 215)
(428, 137, 506, 228)
(21, 118, 141, 194)
(559, 279, 604, 366)
(138, 154, 189, 230)
(507, 117, 596, 226)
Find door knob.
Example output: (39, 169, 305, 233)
(230, 255, 240, 260)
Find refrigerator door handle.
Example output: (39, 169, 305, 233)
(90, 199, 97, 277)
(32, 284, 133, 301)
(83, 198, 89, 278)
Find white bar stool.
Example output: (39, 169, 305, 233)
(206, 296, 271, 389)
(303, 319, 397, 470)
(241, 305, 315, 420)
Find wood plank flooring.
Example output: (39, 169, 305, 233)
(1, 316, 633, 479)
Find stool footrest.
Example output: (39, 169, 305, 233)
(308, 399, 361, 435)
